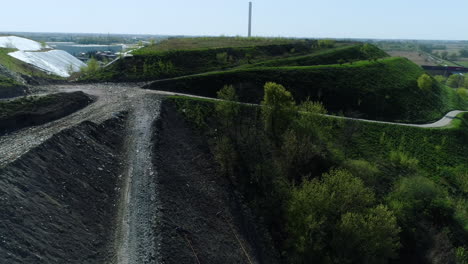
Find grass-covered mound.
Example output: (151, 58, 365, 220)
(0, 92, 93, 134)
(166, 92, 468, 264)
(147, 57, 467, 122)
(0, 75, 20, 88)
(141, 36, 307, 52)
(81, 40, 347, 82)
(247, 44, 388, 67)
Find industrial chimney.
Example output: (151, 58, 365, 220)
(248, 2, 252, 37)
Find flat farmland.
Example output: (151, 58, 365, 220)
(387, 50, 437, 66)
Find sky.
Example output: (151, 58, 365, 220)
(1, 0, 468, 40)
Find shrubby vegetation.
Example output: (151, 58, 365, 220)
(170, 81, 468, 263)
(80, 58, 99, 76)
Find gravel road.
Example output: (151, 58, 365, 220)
(116, 94, 161, 264)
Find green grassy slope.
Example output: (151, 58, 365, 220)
(246, 44, 388, 67)
(147, 57, 467, 122)
(0, 48, 64, 80)
(138, 36, 313, 52)
(81, 40, 347, 82)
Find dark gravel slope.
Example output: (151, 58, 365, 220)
(0, 115, 126, 264)
(0, 92, 94, 135)
(153, 101, 279, 264)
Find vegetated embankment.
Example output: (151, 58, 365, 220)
(0, 115, 127, 263)
(81, 40, 322, 82)
(0, 92, 94, 135)
(152, 99, 279, 264)
(0, 74, 28, 99)
(247, 43, 388, 67)
(146, 57, 464, 123)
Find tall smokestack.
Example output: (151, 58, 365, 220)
(248, 2, 252, 37)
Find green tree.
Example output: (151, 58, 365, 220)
(287, 169, 400, 263)
(318, 39, 336, 48)
(417, 74, 433, 91)
(216, 85, 240, 131)
(387, 176, 450, 223)
(361, 43, 378, 61)
(261, 82, 295, 140)
(335, 205, 401, 264)
(278, 100, 330, 182)
(463, 77, 468, 89)
(447, 74, 464, 88)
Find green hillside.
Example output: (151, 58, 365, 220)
(81, 40, 352, 82)
(147, 57, 467, 122)
(141, 36, 309, 52)
(247, 44, 388, 67)
(0, 48, 63, 80)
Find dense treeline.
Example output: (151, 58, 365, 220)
(170, 83, 468, 264)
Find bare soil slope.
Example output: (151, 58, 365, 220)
(153, 101, 279, 264)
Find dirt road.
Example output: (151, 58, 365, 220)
(116, 94, 161, 264)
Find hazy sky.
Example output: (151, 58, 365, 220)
(1, 0, 468, 40)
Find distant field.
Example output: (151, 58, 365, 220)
(454, 59, 468, 67)
(387, 51, 436, 66)
(144, 37, 314, 52)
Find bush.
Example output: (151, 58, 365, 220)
(389, 150, 419, 171)
(80, 58, 99, 75)
(457, 88, 468, 100)
(417, 73, 433, 91)
(335, 205, 401, 264)
(447, 74, 464, 88)
(387, 176, 450, 223)
(434, 75, 447, 84)
(342, 159, 380, 187)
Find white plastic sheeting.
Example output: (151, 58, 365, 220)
(9, 50, 86, 77)
(0, 36, 47, 51)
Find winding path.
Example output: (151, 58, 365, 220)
(326, 110, 467, 128)
(0, 83, 465, 168)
